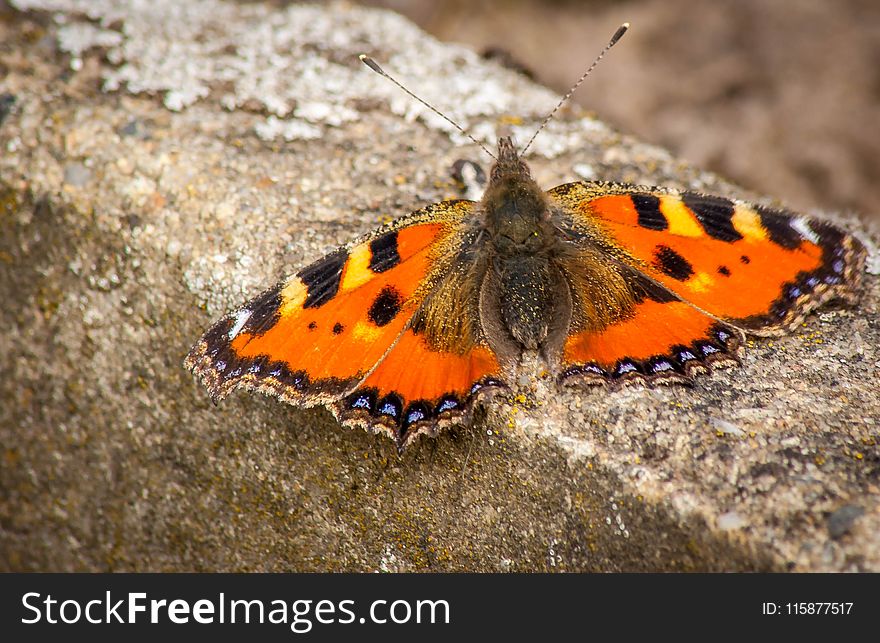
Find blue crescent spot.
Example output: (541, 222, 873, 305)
(380, 402, 399, 417)
(437, 399, 459, 413)
(352, 396, 371, 409)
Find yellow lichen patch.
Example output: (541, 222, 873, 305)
(254, 176, 276, 189)
(660, 196, 703, 237)
(731, 204, 769, 242)
(340, 243, 373, 291)
(279, 278, 307, 317)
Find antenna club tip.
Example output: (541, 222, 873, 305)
(610, 23, 629, 45)
(359, 54, 384, 74)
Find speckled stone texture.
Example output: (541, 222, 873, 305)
(1, 0, 878, 572)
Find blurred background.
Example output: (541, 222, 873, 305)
(361, 0, 880, 220)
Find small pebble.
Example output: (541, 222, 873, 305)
(63, 162, 91, 186)
(827, 505, 864, 539)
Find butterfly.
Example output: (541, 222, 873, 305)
(185, 30, 866, 453)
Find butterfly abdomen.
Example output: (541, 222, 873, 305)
(497, 254, 567, 350)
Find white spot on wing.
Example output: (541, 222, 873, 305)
(228, 308, 253, 339)
(791, 217, 821, 245)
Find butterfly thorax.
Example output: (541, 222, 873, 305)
(479, 138, 572, 354)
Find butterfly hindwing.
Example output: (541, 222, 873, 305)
(561, 291, 742, 385)
(337, 328, 505, 447)
(185, 199, 507, 447)
(553, 248, 743, 384)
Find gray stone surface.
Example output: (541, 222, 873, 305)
(1, 0, 878, 572)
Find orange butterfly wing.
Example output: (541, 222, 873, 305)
(561, 295, 741, 383)
(549, 182, 865, 382)
(338, 328, 503, 445)
(185, 200, 505, 448)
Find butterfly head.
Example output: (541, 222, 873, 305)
(482, 137, 551, 245)
(489, 137, 532, 186)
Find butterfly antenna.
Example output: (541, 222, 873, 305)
(359, 54, 497, 160)
(520, 22, 629, 156)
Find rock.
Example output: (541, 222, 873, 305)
(827, 505, 865, 540)
(710, 418, 745, 438)
(1, 0, 878, 572)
